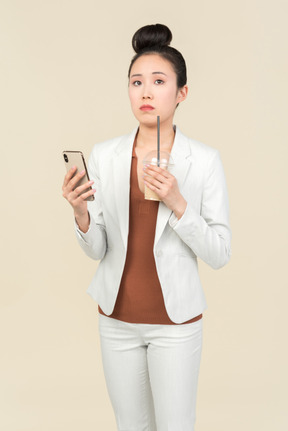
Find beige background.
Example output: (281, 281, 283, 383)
(0, 0, 287, 430)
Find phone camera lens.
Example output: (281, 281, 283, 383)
(64, 154, 68, 163)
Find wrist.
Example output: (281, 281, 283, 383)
(172, 198, 187, 220)
(75, 211, 90, 233)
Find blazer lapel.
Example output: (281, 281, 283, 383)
(154, 127, 192, 246)
(112, 129, 137, 247)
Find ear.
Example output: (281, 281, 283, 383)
(176, 85, 188, 104)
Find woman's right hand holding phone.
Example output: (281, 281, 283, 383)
(62, 166, 95, 233)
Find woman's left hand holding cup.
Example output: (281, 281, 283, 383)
(143, 164, 187, 219)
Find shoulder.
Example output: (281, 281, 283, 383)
(174, 127, 220, 169)
(87, 129, 137, 175)
(90, 129, 137, 159)
(178, 128, 218, 154)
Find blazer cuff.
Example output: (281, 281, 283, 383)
(74, 213, 93, 244)
(169, 212, 180, 228)
(169, 203, 201, 234)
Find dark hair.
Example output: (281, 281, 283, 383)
(128, 24, 187, 89)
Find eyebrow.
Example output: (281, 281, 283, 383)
(130, 71, 167, 78)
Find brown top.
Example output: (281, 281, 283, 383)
(99, 143, 202, 325)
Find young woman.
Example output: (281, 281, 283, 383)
(62, 23, 231, 431)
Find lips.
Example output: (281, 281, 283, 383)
(140, 104, 155, 111)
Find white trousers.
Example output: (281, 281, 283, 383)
(98, 314, 203, 431)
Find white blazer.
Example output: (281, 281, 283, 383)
(75, 127, 231, 323)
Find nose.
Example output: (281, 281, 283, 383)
(142, 84, 153, 100)
(142, 93, 152, 99)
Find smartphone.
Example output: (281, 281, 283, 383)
(62, 150, 94, 201)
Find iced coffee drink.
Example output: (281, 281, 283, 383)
(143, 150, 174, 201)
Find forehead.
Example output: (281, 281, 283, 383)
(130, 54, 176, 77)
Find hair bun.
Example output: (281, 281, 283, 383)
(132, 24, 172, 53)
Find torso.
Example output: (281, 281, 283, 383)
(98, 140, 202, 325)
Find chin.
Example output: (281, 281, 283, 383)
(140, 118, 158, 128)
(133, 112, 155, 124)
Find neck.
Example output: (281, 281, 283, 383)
(136, 121, 175, 151)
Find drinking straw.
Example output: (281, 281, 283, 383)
(157, 116, 160, 167)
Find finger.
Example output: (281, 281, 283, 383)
(63, 175, 88, 202)
(143, 180, 162, 198)
(144, 174, 163, 190)
(63, 170, 87, 195)
(74, 180, 94, 196)
(70, 187, 96, 205)
(63, 165, 77, 188)
(77, 188, 96, 201)
(69, 169, 88, 189)
(143, 169, 167, 185)
(143, 164, 170, 180)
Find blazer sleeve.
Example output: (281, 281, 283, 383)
(169, 150, 231, 269)
(74, 145, 107, 261)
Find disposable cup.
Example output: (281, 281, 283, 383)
(142, 150, 174, 201)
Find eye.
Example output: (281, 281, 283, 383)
(155, 79, 164, 85)
(132, 80, 142, 86)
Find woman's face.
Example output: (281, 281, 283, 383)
(128, 54, 187, 127)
